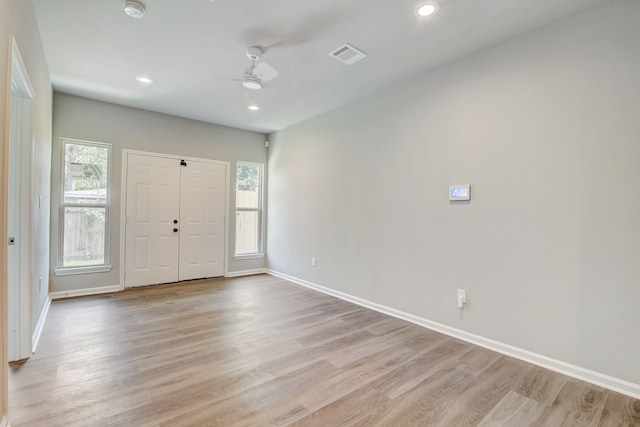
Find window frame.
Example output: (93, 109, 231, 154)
(55, 138, 112, 275)
(234, 161, 264, 260)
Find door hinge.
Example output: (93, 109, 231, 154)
(180, 160, 187, 167)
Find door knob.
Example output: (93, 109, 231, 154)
(173, 220, 178, 224)
(173, 228, 178, 233)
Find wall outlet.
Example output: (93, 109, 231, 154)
(311, 257, 317, 267)
(457, 289, 467, 308)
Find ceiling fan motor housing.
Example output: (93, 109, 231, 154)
(243, 76, 263, 90)
(246, 46, 263, 61)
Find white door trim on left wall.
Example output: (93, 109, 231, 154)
(7, 37, 35, 362)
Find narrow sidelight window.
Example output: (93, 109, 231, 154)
(58, 139, 111, 271)
(235, 162, 263, 257)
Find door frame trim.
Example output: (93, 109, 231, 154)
(119, 149, 230, 290)
(5, 37, 35, 363)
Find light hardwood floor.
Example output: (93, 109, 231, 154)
(9, 275, 640, 426)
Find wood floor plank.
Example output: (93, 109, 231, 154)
(7, 275, 640, 426)
(364, 316, 413, 335)
(359, 366, 477, 426)
(433, 356, 533, 426)
(290, 386, 391, 426)
(403, 328, 449, 352)
(477, 390, 547, 426)
(534, 381, 608, 426)
(515, 365, 568, 406)
(298, 343, 417, 412)
(295, 317, 371, 347)
(228, 403, 310, 427)
(369, 337, 472, 399)
(449, 345, 503, 377)
(164, 360, 338, 426)
(598, 391, 640, 427)
(323, 323, 427, 368)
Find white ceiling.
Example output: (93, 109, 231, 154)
(32, 0, 607, 134)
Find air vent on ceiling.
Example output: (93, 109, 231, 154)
(329, 44, 367, 65)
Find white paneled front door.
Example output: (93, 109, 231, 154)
(179, 161, 226, 280)
(125, 154, 181, 286)
(124, 153, 227, 287)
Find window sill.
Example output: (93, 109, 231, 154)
(55, 265, 112, 276)
(234, 254, 264, 261)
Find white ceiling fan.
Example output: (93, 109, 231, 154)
(215, 46, 279, 90)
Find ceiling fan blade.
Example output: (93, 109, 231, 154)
(211, 75, 243, 82)
(254, 62, 279, 82)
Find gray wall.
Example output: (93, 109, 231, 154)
(0, 0, 52, 419)
(267, 0, 640, 385)
(51, 93, 267, 293)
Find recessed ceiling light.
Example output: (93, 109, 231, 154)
(415, 1, 440, 17)
(136, 76, 153, 84)
(124, 1, 145, 18)
(248, 105, 260, 111)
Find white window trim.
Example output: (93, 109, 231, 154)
(234, 161, 264, 259)
(57, 138, 112, 273)
(54, 265, 112, 276)
(234, 254, 264, 261)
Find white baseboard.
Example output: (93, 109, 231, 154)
(49, 285, 122, 300)
(32, 296, 51, 353)
(226, 269, 266, 278)
(266, 269, 640, 400)
(50, 272, 267, 299)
